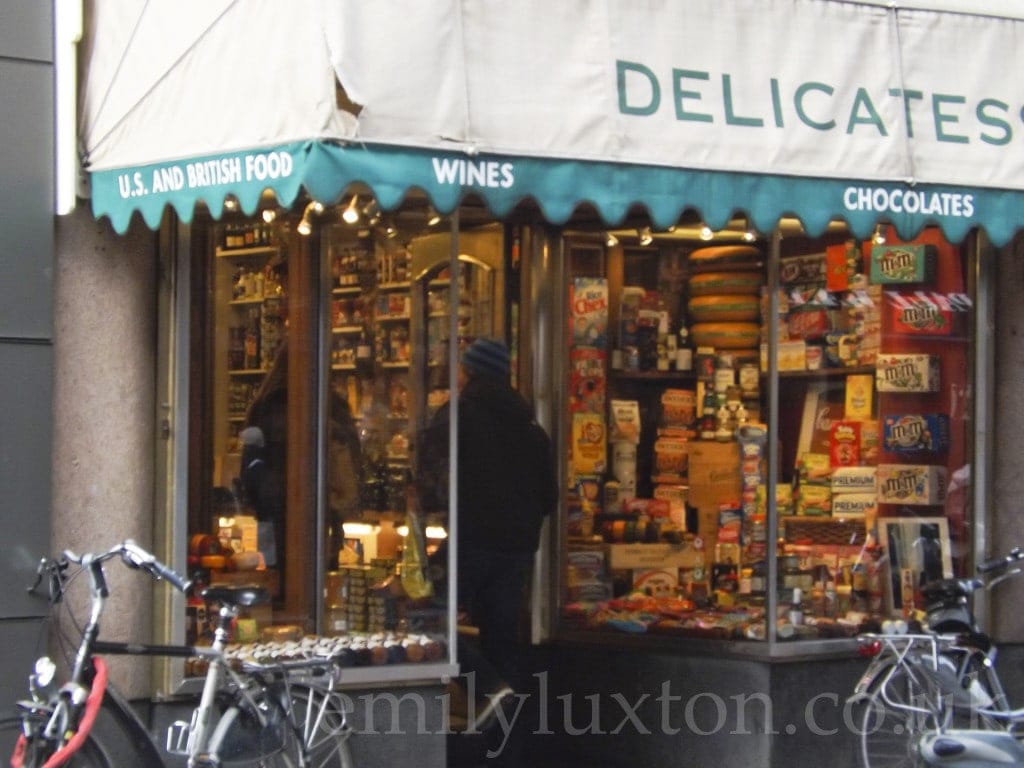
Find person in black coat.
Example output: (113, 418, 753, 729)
(418, 337, 557, 703)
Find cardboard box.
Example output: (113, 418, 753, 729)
(889, 294, 954, 336)
(606, 542, 697, 570)
(882, 414, 951, 454)
(845, 374, 874, 420)
(761, 340, 806, 372)
(877, 464, 948, 505)
(571, 277, 609, 349)
(831, 493, 877, 519)
(687, 441, 741, 539)
(831, 467, 877, 493)
(869, 244, 937, 285)
(876, 354, 940, 392)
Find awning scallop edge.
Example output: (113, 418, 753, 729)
(89, 141, 1024, 246)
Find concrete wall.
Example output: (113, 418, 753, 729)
(993, 235, 1024, 642)
(51, 206, 158, 699)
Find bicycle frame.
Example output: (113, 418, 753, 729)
(852, 548, 1024, 767)
(11, 542, 352, 768)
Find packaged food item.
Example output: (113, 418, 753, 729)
(883, 414, 950, 454)
(568, 347, 607, 414)
(609, 399, 641, 443)
(831, 493, 877, 519)
(830, 420, 861, 467)
(779, 253, 827, 287)
(653, 485, 688, 530)
(877, 464, 948, 505)
(572, 413, 606, 474)
(661, 389, 697, 428)
(762, 340, 806, 372)
(845, 374, 874, 420)
(875, 354, 941, 392)
(653, 437, 688, 481)
(830, 467, 877, 494)
(571, 277, 609, 348)
(869, 244, 937, 285)
(889, 293, 954, 335)
(797, 484, 832, 516)
(798, 453, 832, 484)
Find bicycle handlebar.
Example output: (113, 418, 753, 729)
(977, 546, 1024, 575)
(58, 540, 191, 594)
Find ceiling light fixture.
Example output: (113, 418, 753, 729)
(742, 229, 757, 242)
(426, 206, 442, 227)
(638, 226, 654, 246)
(297, 200, 323, 237)
(605, 232, 619, 247)
(872, 224, 887, 245)
(342, 195, 360, 224)
(699, 225, 714, 241)
(261, 208, 277, 224)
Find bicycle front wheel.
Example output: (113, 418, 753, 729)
(288, 683, 354, 768)
(0, 715, 113, 768)
(855, 661, 943, 768)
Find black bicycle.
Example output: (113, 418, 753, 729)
(3, 539, 353, 767)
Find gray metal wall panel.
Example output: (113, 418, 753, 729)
(0, 0, 53, 62)
(0, 58, 54, 339)
(0, 621, 46, 723)
(0, 343, 53, 618)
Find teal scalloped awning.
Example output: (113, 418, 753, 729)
(89, 140, 1024, 245)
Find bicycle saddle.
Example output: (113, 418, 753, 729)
(921, 578, 982, 604)
(201, 585, 270, 607)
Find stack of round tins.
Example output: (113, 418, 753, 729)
(687, 245, 764, 350)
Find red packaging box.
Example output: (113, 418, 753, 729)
(830, 420, 861, 467)
(888, 293, 954, 336)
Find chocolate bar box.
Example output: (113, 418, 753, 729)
(876, 354, 940, 392)
(883, 414, 950, 454)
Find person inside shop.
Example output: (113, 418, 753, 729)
(240, 339, 361, 581)
(417, 337, 557, 733)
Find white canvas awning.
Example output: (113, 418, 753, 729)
(80, 0, 1024, 243)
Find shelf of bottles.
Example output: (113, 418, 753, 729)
(218, 224, 285, 444)
(328, 235, 414, 524)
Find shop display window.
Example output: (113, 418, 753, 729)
(185, 194, 505, 673)
(560, 221, 976, 645)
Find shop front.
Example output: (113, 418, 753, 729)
(72, 0, 1024, 764)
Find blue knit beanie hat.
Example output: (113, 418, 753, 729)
(461, 337, 510, 380)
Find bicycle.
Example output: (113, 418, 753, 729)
(848, 546, 1024, 767)
(3, 539, 353, 767)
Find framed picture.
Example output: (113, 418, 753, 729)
(877, 517, 953, 614)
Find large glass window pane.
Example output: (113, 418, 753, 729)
(185, 195, 469, 674)
(559, 220, 976, 645)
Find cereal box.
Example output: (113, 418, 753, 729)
(572, 413, 607, 474)
(568, 347, 607, 414)
(877, 464, 948, 506)
(869, 244, 937, 285)
(830, 420, 862, 467)
(883, 414, 950, 454)
(875, 354, 941, 392)
(571, 277, 609, 349)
